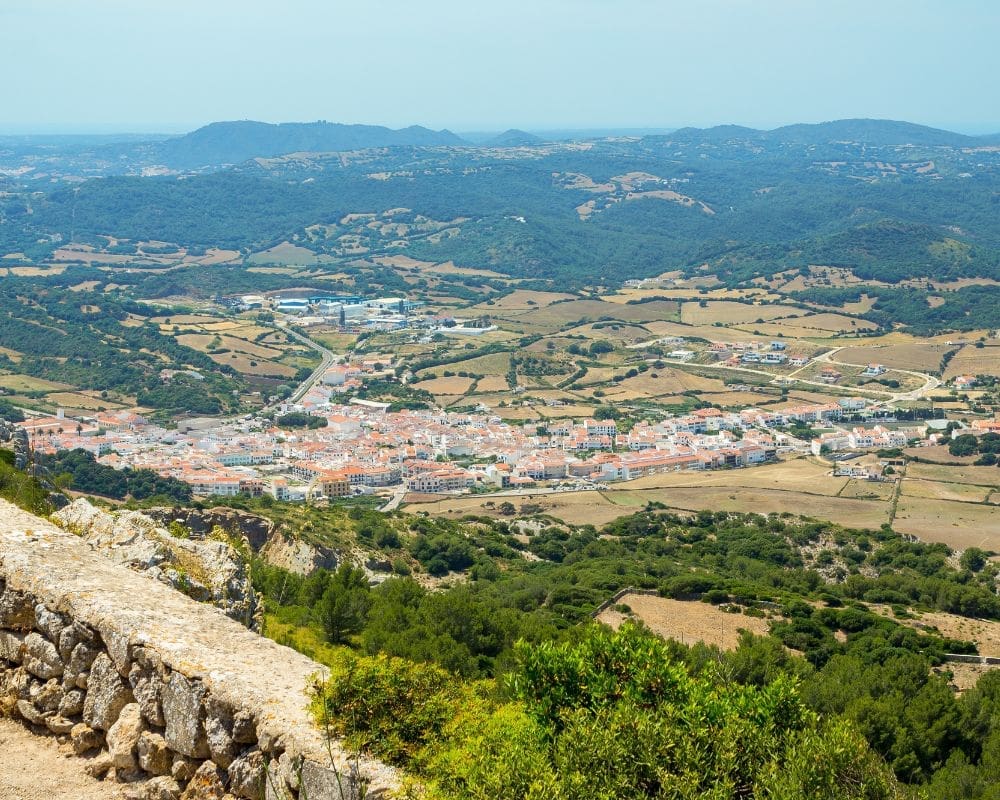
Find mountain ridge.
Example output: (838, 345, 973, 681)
(658, 118, 1000, 147)
(156, 119, 469, 168)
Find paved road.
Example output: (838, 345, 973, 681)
(379, 484, 408, 512)
(276, 323, 338, 405)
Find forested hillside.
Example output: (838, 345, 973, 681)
(3, 119, 999, 305)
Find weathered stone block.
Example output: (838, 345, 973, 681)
(138, 730, 173, 776)
(71, 722, 103, 754)
(23, 632, 64, 679)
(68, 640, 99, 676)
(108, 702, 145, 771)
(228, 747, 266, 800)
(31, 677, 65, 711)
(129, 661, 166, 726)
(129, 776, 182, 800)
(171, 753, 199, 783)
(180, 760, 228, 800)
(46, 714, 76, 734)
(300, 759, 367, 800)
(0, 630, 26, 664)
(163, 671, 209, 758)
(0, 587, 35, 630)
(98, 622, 132, 676)
(83, 652, 134, 731)
(231, 709, 257, 745)
(57, 620, 95, 662)
(206, 697, 237, 768)
(15, 698, 50, 726)
(59, 687, 85, 716)
(84, 752, 114, 779)
(34, 603, 67, 643)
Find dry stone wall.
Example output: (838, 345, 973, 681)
(0, 499, 397, 800)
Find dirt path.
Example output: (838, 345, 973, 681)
(0, 718, 123, 800)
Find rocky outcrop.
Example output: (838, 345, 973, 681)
(145, 508, 276, 551)
(261, 533, 338, 576)
(53, 499, 259, 629)
(0, 498, 397, 799)
(147, 506, 340, 578)
(0, 418, 30, 470)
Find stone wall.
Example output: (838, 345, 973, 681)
(0, 499, 397, 800)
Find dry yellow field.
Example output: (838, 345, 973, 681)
(692, 391, 777, 407)
(598, 595, 771, 651)
(904, 463, 1000, 488)
(607, 486, 890, 528)
(413, 376, 476, 395)
(175, 334, 284, 360)
(680, 301, 806, 325)
(0, 375, 71, 392)
(893, 496, 1000, 549)
(151, 314, 220, 326)
(405, 490, 626, 526)
(944, 344, 1000, 379)
(475, 375, 510, 392)
(901, 479, 991, 503)
(602, 370, 726, 401)
(207, 352, 296, 377)
(834, 343, 953, 372)
(474, 290, 576, 310)
(643, 320, 761, 342)
(44, 392, 126, 411)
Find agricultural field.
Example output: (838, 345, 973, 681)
(892, 495, 1000, 550)
(679, 300, 807, 325)
(943, 342, 1000, 379)
(597, 595, 771, 651)
(152, 314, 318, 384)
(833, 342, 954, 373)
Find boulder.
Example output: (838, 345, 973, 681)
(22, 632, 63, 679)
(107, 702, 145, 771)
(46, 714, 76, 734)
(0, 630, 26, 664)
(171, 754, 199, 783)
(84, 752, 114, 780)
(162, 672, 209, 758)
(205, 697, 237, 768)
(180, 760, 228, 800)
(31, 677, 64, 711)
(228, 747, 266, 800)
(127, 776, 182, 800)
(137, 730, 173, 776)
(34, 603, 67, 642)
(16, 698, 50, 725)
(83, 652, 134, 730)
(59, 687, 86, 717)
(71, 722, 103, 754)
(0, 587, 35, 630)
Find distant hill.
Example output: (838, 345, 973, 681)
(660, 118, 995, 148)
(483, 129, 545, 147)
(156, 121, 468, 168)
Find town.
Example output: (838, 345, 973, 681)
(19, 360, 953, 505)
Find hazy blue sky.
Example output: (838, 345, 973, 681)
(3, 0, 998, 134)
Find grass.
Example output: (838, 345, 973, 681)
(597, 595, 771, 651)
(892, 495, 1000, 549)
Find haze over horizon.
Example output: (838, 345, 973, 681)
(2, 0, 999, 136)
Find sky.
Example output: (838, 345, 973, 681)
(2, 0, 998, 135)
